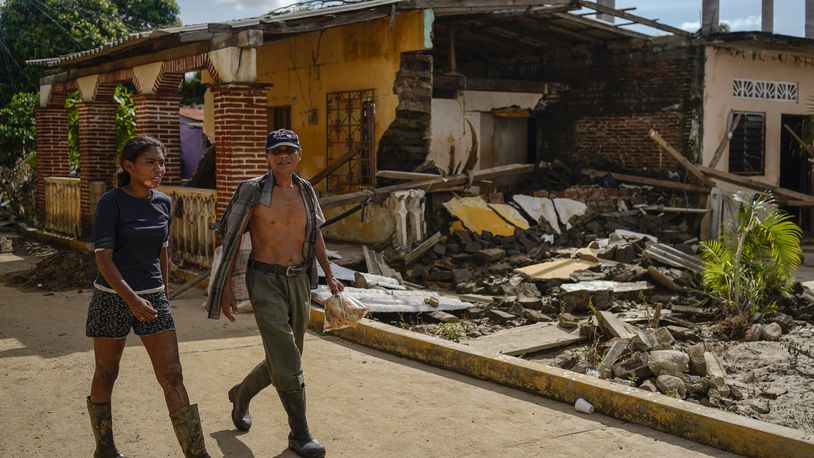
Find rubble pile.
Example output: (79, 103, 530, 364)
(7, 250, 96, 291)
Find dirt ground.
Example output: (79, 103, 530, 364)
(0, 241, 739, 457)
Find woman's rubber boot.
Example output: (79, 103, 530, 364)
(228, 361, 271, 431)
(277, 387, 326, 458)
(169, 404, 211, 458)
(86, 396, 125, 458)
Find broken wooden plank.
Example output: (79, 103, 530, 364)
(376, 170, 448, 181)
(582, 169, 711, 194)
(637, 205, 711, 214)
(354, 272, 405, 290)
(578, 0, 690, 36)
(362, 245, 382, 276)
(596, 310, 637, 339)
(319, 163, 535, 210)
(515, 258, 598, 280)
(644, 243, 706, 274)
(648, 130, 715, 187)
(697, 165, 814, 205)
(783, 123, 814, 160)
(404, 232, 442, 266)
(309, 148, 357, 186)
(708, 112, 742, 168)
(704, 351, 727, 378)
(169, 272, 209, 300)
(465, 322, 584, 356)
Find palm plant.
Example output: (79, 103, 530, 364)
(699, 192, 803, 320)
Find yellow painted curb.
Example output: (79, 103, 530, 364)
(309, 306, 814, 458)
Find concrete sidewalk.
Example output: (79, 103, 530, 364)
(0, 254, 737, 457)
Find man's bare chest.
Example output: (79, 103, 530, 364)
(252, 187, 307, 229)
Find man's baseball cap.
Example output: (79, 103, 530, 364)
(265, 129, 301, 151)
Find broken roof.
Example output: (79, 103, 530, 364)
(28, 0, 693, 73)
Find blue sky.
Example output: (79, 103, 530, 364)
(177, 0, 804, 37)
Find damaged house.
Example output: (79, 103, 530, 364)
(30, 0, 814, 262)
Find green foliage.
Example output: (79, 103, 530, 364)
(177, 71, 205, 106)
(0, 92, 37, 167)
(0, 0, 180, 105)
(110, 0, 180, 31)
(435, 322, 464, 342)
(699, 192, 802, 321)
(114, 84, 137, 159)
(65, 92, 80, 172)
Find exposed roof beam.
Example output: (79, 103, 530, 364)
(577, 0, 690, 36)
(554, 12, 648, 39)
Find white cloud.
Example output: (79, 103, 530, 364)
(215, 0, 285, 11)
(679, 15, 761, 32)
(721, 15, 761, 31)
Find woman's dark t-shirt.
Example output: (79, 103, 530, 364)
(92, 188, 171, 292)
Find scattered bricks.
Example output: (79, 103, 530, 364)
(452, 231, 473, 245)
(477, 248, 506, 262)
(508, 302, 525, 317)
(433, 259, 456, 270)
(488, 263, 513, 274)
(455, 282, 477, 294)
(612, 352, 652, 380)
(452, 269, 474, 284)
(522, 309, 553, 323)
(559, 290, 612, 313)
(599, 339, 629, 375)
(652, 327, 676, 349)
(425, 270, 453, 282)
(647, 350, 689, 376)
(631, 330, 657, 351)
(559, 313, 580, 329)
(761, 322, 783, 341)
(487, 309, 515, 324)
(506, 255, 532, 267)
(709, 376, 730, 398)
(771, 313, 794, 333)
(429, 311, 458, 323)
(760, 386, 787, 400)
(639, 379, 658, 392)
(517, 297, 543, 310)
(656, 374, 687, 398)
(687, 344, 708, 376)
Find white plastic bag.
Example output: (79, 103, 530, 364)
(323, 293, 369, 331)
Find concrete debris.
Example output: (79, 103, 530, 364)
(647, 350, 690, 376)
(761, 322, 783, 341)
(656, 374, 687, 398)
(512, 194, 560, 234)
(444, 196, 521, 237)
(552, 198, 587, 230)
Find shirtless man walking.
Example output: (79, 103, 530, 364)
(206, 129, 342, 457)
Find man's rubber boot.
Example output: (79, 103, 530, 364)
(86, 396, 125, 458)
(228, 361, 272, 431)
(277, 387, 326, 458)
(169, 404, 211, 458)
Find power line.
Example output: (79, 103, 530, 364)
(28, 0, 90, 49)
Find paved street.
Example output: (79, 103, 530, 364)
(0, 253, 737, 457)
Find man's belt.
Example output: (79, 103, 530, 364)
(248, 259, 305, 276)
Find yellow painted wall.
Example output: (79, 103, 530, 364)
(702, 46, 814, 191)
(255, 10, 430, 243)
(256, 10, 429, 182)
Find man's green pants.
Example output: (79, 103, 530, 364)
(242, 266, 312, 392)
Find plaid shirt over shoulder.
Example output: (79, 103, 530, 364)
(205, 172, 324, 319)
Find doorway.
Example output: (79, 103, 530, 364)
(779, 114, 812, 232)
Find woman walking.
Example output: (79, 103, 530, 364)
(85, 135, 209, 458)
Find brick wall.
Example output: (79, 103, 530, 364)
(210, 83, 269, 216)
(34, 107, 71, 224)
(133, 94, 182, 184)
(77, 101, 117, 235)
(376, 51, 433, 176)
(459, 40, 703, 173)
